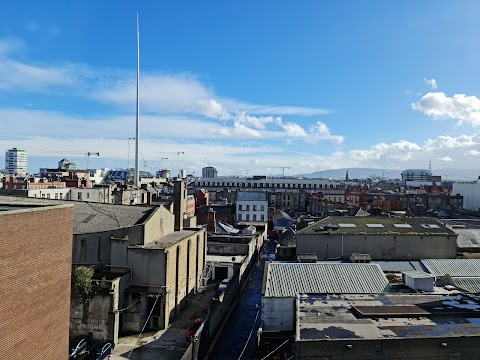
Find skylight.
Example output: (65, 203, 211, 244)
(338, 223, 356, 228)
(421, 224, 440, 229)
(366, 224, 384, 228)
(393, 224, 412, 228)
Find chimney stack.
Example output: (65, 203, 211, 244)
(173, 180, 186, 231)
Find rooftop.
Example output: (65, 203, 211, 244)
(263, 262, 389, 297)
(142, 229, 198, 249)
(298, 216, 456, 236)
(237, 191, 267, 201)
(0, 195, 156, 234)
(296, 293, 480, 342)
(421, 259, 480, 277)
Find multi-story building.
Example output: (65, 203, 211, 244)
(5, 147, 28, 176)
(202, 166, 217, 178)
(0, 202, 74, 360)
(453, 179, 480, 211)
(236, 191, 268, 223)
(401, 169, 432, 184)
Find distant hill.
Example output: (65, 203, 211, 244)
(296, 168, 480, 181)
(296, 168, 401, 180)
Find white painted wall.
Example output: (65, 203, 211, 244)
(236, 200, 268, 222)
(453, 181, 480, 211)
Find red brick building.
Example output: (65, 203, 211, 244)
(0, 203, 74, 360)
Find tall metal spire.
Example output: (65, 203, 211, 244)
(134, 13, 140, 186)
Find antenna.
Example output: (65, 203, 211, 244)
(134, 13, 140, 186)
(429, 160, 431, 171)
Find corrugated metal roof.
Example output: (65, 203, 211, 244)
(372, 261, 424, 272)
(451, 277, 480, 293)
(263, 263, 389, 297)
(422, 259, 480, 277)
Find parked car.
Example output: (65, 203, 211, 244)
(217, 278, 230, 292)
(86, 343, 114, 360)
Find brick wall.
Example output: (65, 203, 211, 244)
(0, 205, 74, 360)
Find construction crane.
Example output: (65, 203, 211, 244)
(156, 151, 184, 177)
(44, 151, 100, 170)
(269, 167, 291, 177)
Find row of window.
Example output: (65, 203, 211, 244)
(238, 214, 265, 222)
(198, 181, 335, 189)
(238, 204, 265, 211)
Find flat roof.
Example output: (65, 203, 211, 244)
(298, 216, 456, 236)
(142, 229, 198, 249)
(263, 263, 389, 297)
(296, 293, 480, 342)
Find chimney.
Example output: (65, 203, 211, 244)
(173, 180, 186, 231)
(207, 208, 216, 232)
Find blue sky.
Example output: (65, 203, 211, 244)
(2, 1, 480, 176)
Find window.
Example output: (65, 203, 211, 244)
(47, 194, 50, 199)
(261, 205, 264, 211)
(246, 205, 250, 211)
(87, 193, 90, 199)
(78, 193, 82, 200)
(253, 214, 257, 221)
(393, 224, 412, 228)
(261, 215, 265, 222)
(338, 223, 356, 228)
(246, 214, 250, 221)
(421, 224, 440, 229)
(55, 193, 58, 199)
(366, 224, 384, 228)
(239, 204, 243, 211)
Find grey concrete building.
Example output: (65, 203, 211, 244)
(296, 217, 458, 261)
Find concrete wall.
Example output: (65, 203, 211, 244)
(207, 241, 251, 255)
(164, 229, 206, 328)
(261, 297, 294, 331)
(296, 233, 457, 260)
(144, 205, 175, 243)
(236, 199, 268, 222)
(0, 205, 73, 360)
(296, 336, 480, 360)
(127, 248, 167, 286)
(69, 277, 120, 344)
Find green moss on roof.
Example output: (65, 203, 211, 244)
(298, 216, 457, 236)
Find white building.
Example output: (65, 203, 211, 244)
(5, 148, 28, 176)
(236, 191, 268, 223)
(453, 180, 480, 211)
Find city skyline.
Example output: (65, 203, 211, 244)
(2, 1, 480, 175)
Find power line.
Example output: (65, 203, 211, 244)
(260, 338, 290, 360)
(236, 308, 260, 360)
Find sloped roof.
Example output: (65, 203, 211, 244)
(0, 195, 156, 234)
(237, 191, 267, 201)
(450, 277, 480, 293)
(298, 216, 456, 236)
(422, 259, 480, 277)
(263, 262, 389, 297)
(452, 228, 480, 249)
(372, 261, 424, 272)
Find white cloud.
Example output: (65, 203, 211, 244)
(309, 121, 344, 143)
(281, 122, 307, 137)
(412, 92, 480, 126)
(0, 36, 26, 57)
(438, 156, 454, 162)
(465, 150, 480, 157)
(424, 78, 438, 89)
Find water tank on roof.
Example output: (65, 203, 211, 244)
(161, 169, 171, 179)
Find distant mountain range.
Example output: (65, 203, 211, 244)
(296, 168, 480, 181)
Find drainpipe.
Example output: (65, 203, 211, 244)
(341, 234, 344, 260)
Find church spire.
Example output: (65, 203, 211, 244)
(345, 169, 349, 182)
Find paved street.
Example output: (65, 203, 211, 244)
(207, 243, 272, 360)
